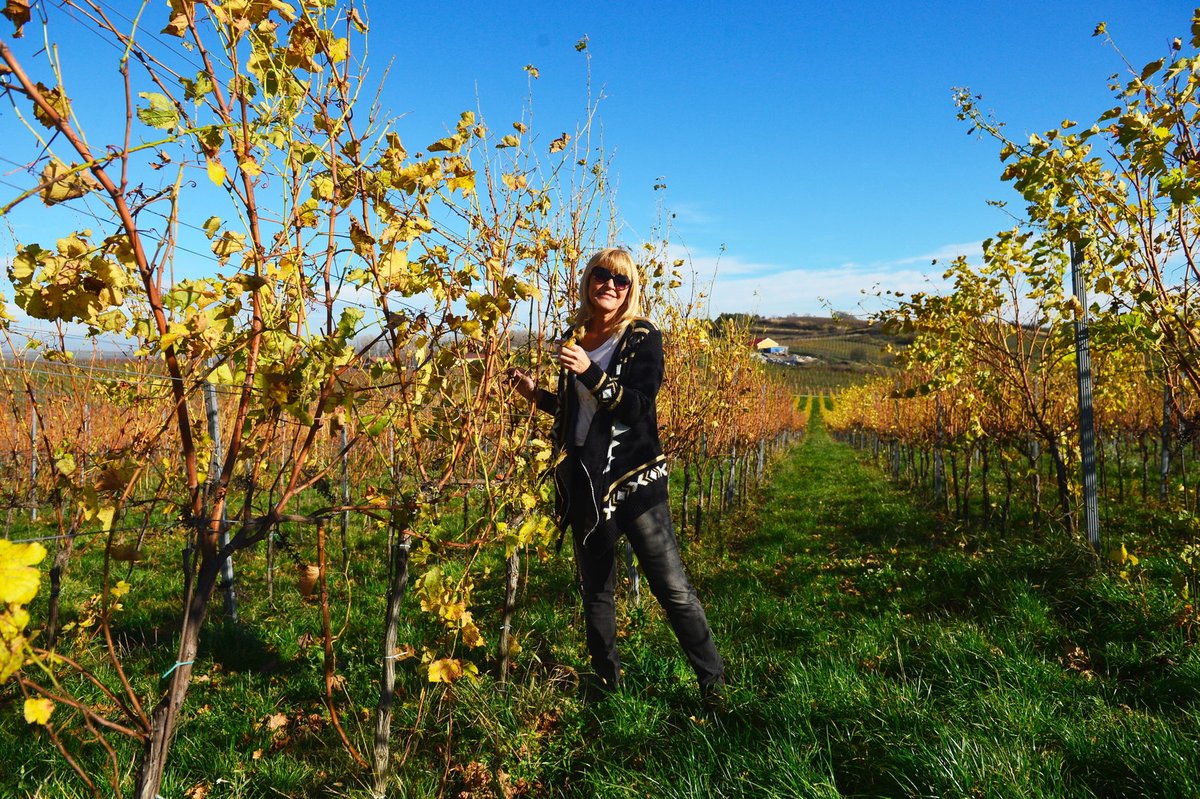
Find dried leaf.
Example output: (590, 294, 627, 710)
(161, 0, 190, 37)
(549, 132, 571, 153)
(32, 83, 70, 129)
(349, 219, 375, 256)
(427, 135, 462, 153)
(184, 783, 209, 799)
(1, 0, 28, 36)
(38, 160, 98, 206)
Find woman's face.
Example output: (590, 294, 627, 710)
(588, 266, 631, 318)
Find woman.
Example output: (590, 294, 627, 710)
(508, 247, 724, 702)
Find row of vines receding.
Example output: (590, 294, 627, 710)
(825, 9, 1200, 633)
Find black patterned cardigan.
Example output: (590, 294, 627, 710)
(534, 319, 670, 550)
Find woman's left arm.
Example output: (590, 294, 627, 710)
(572, 326, 663, 425)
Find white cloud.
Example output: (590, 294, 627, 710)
(665, 240, 985, 318)
(887, 240, 987, 268)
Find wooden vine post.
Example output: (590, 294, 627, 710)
(1071, 242, 1101, 555)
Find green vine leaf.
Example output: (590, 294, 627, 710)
(137, 92, 179, 130)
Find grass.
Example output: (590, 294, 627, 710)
(4, 405, 1200, 797)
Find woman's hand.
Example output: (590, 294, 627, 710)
(558, 343, 591, 375)
(506, 368, 538, 401)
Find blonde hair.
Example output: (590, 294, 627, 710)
(573, 247, 643, 332)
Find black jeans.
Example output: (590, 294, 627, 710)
(571, 501, 725, 689)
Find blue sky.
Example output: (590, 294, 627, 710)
(365, 0, 1186, 317)
(0, 0, 1193, 325)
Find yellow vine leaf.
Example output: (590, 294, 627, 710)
(326, 37, 348, 63)
(23, 697, 54, 725)
(137, 92, 179, 130)
(501, 173, 527, 191)
(427, 658, 462, 683)
(0, 607, 30, 681)
(1108, 543, 1138, 567)
(460, 613, 485, 648)
(206, 159, 227, 186)
(427, 658, 477, 683)
(159, 322, 188, 352)
(54, 453, 76, 477)
(0, 540, 47, 605)
(446, 172, 475, 195)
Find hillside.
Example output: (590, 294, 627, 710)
(745, 314, 911, 391)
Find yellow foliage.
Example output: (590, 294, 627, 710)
(0, 607, 30, 682)
(23, 697, 54, 725)
(0, 540, 46, 605)
(427, 657, 477, 684)
(460, 613, 485, 648)
(206, 159, 227, 186)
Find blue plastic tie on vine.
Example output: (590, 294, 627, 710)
(161, 660, 194, 680)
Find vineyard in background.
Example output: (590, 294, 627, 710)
(743, 314, 909, 394)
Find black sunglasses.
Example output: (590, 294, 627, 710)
(591, 266, 631, 290)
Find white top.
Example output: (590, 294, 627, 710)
(573, 333, 621, 446)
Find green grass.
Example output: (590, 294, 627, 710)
(4, 409, 1200, 797)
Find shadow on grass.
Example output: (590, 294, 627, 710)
(99, 607, 302, 683)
